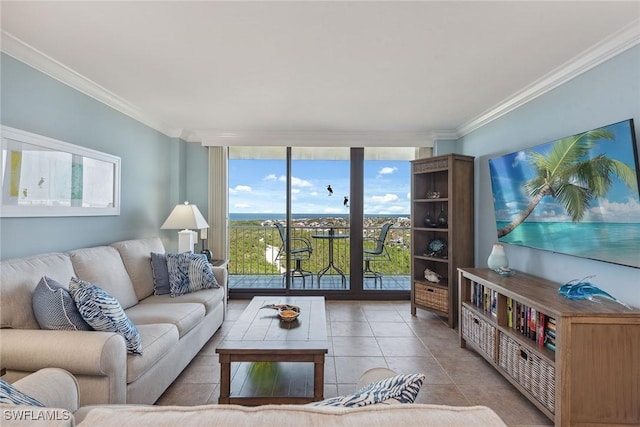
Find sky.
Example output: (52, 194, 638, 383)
(489, 119, 640, 223)
(229, 158, 411, 215)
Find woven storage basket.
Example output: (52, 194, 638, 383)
(415, 282, 448, 313)
(498, 332, 555, 413)
(461, 305, 496, 360)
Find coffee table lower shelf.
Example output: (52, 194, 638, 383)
(217, 346, 327, 405)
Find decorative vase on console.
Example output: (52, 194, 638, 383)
(487, 243, 509, 272)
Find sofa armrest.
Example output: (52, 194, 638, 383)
(11, 368, 80, 412)
(1, 329, 127, 404)
(211, 266, 227, 289)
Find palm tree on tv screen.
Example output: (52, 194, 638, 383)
(498, 129, 639, 238)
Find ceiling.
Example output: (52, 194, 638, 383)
(1, 1, 639, 145)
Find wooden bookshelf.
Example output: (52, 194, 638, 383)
(410, 154, 474, 328)
(458, 267, 640, 426)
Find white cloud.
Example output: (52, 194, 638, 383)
(377, 166, 397, 177)
(234, 203, 250, 208)
(229, 185, 252, 194)
(278, 175, 312, 187)
(263, 174, 277, 181)
(512, 151, 527, 168)
(586, 197, 640, 222)
(371, 193, 399, 203)
(292, 188, 300, 194)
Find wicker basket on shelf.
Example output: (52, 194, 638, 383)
(498, 333, 555, 413)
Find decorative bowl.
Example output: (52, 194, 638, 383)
(278, 309, 300, 322)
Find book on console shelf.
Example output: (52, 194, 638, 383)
(544, 317, 557, 352)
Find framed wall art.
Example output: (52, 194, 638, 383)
(1, 126, 121, 217)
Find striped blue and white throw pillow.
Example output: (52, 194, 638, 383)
(311, 373, 425, 407)
(32, 276, 92, 331)
(0, 379, 44, 407)
(69, 277, 143, 355)
(166, 252, 220, 297)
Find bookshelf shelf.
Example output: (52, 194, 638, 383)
(458, 267, 640, 426)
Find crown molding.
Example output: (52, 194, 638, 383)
(457, 19, 640, 137)
(195, 130, 437, 147)
(166, 128, 201, 142)
(0, 30, 176, 138)
(430, 130, 460, 141)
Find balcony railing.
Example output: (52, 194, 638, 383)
(228, 222, 411, 290)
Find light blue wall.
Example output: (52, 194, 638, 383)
(186, 142, 209, 220)
(460, 45, 640, 308)
(0, 54, 191, 258)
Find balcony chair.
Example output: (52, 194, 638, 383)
(363, 222, 393, 288)
(274, 222, 314, 288)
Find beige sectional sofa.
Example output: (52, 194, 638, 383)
(0, 238, 226, 406)
(2, 368, 508, 427)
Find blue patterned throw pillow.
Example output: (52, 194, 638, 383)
(69, 277, 143, 355)
(166, 252, 220, 297)
(311, 373, 425, 407)
(32, 276, 92, 331)
(0, 379, 44, 407)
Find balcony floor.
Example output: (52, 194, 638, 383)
(229, 274, 411, 291)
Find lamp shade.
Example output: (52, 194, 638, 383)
(161, 202, 209, 230)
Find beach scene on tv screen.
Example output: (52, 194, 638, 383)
(489, 119, 640, 268)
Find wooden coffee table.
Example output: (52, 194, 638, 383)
(216, 296, 328, 405)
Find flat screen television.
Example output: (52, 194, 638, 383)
(488, 119, 640, 268)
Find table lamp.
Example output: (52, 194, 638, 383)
(161, 201, 209, 253)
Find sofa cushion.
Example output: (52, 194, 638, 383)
(311, 373, 426, 407)
(126, 324, 179, 384)
(69, 278, 143, 355)
(125, 303, 205, 338)
(166, 253, 219, 296)
(0, 253, 76, 329)
(69, 246, 139, 310)
(150, 252, 171, 295)
(111, 238, 165, 301)
(138, 287, 224, 315)
(0, 379, 45, 407)
(32, 276, 92, 331)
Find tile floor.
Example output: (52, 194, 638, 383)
(156, 299, 552, 427)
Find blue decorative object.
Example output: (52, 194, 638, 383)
(426, 239, 447, 257)
(558, 276, 631, 309)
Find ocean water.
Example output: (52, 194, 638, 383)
(496, 221, 640, 268)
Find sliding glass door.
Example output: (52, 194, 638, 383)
(362, 148, 413, 292)
(228, 147, 287, 289)
(291, 147, 351, 290)
(227, 146, 412, 299)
